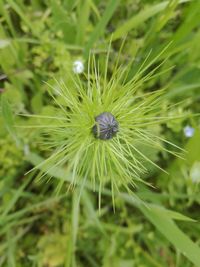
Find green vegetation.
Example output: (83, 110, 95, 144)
(0, 0, 200, 266)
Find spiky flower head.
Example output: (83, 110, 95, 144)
(22, 45, 183, 202)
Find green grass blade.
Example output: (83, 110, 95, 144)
(112, 0, 192, 40)
(76, 0, 90, 45)
(6, 0, 38, 36)
(0, 174, 32, 220)
(166, 83, 200, 98)
(83, 0, 120, 58)
(140, 205, 200, 267)
(71, 189, 80, 267)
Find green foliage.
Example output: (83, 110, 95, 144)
(0, 0, 200, 267)
(0, 135, 24, 179)
(37, 233, 68, 267)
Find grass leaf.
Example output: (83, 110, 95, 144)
(84, 0, 119, 58)
(140, 205, 200, 267)
(112, 0, 192, 40)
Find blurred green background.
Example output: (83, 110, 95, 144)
(0, 0, 200, 266)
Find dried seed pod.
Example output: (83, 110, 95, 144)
(92, 112, 119, 140)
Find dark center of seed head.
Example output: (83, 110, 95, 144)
(92, 112, 119, 140)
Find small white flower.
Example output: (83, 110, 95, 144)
(183, 125, 195, 138)
(73, 60, 84, 74)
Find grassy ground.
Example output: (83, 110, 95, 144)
(0, 0, 200, 266)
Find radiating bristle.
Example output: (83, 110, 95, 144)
(18, 43, 183, 203)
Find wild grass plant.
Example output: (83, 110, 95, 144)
(18, 44, 184, 198)
(0, 0, 200, 267)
